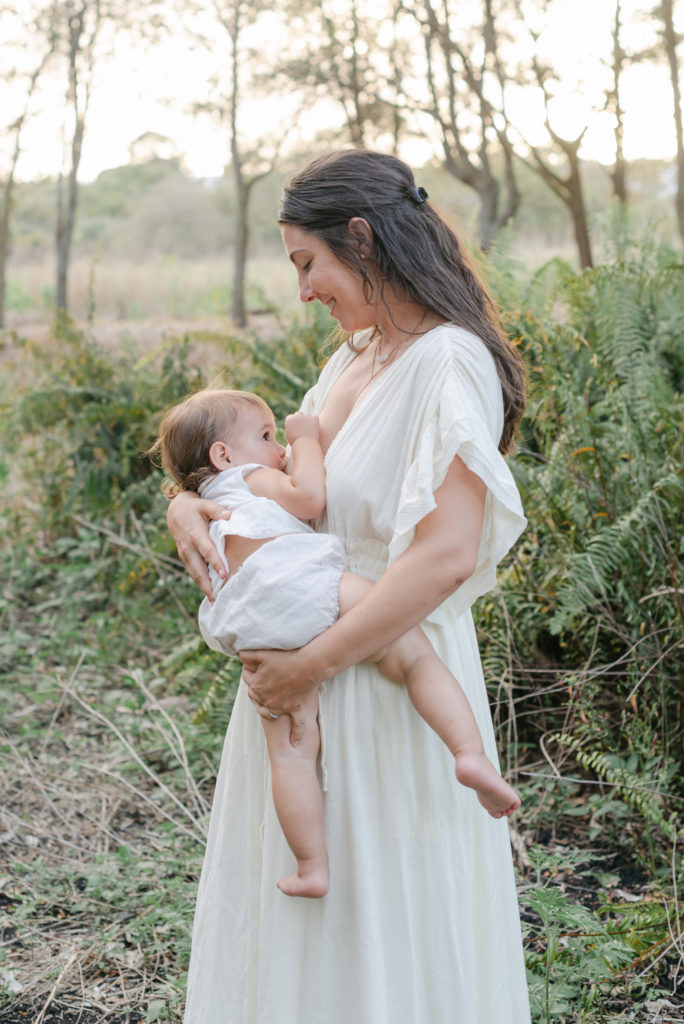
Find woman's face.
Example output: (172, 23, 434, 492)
(280, 223, 376, 333)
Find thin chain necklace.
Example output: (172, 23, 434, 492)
(354, 313, 429, 405)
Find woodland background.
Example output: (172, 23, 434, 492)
(1, 1, 684, 1022)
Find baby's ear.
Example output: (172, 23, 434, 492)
(209, 440, 231, 472)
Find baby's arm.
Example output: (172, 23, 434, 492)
(246, 413, 326, 520)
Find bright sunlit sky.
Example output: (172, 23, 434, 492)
(2, 0, 682, 183)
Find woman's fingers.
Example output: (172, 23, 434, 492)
(192, 499, 229, 576)
(189, 527, 226, 579)
(182, 548, 214, 598)
(167, 492, 229, 597)
(240, 651, 261, 674)
(247, 686, 286, 720)
(199, 500, 232, 522)
(251, 697, 282, 721)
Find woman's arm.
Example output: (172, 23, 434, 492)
(167, 490, 230, 599)
(241, 454, 486, 711)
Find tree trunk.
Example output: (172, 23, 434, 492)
(662, 0, 684, 240)
(567, 147, 593, 268)
(420, 0, 519, 251)
(0, 43, 53, 327)
(229, 1, 247, 328)
(55, 1, 94, 315)
(56, 118, 84, 313)
(56, 175, 68, 313)
(232, 165, 248, 327)
(526, 130, 593, 269)
(0, 180, 12, 330)
(570, 193, 594, 270)
(611, 0, 628, 203)
(476, 177, 501, 252)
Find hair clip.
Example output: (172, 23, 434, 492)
(409, 186, 429, 204)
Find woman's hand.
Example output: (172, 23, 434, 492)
(167, 490, 229, 599)
(240, 647, 322, 715)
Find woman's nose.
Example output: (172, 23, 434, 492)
(299, 280, 315, 303)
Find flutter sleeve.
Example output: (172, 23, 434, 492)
(389, 328, 526, 621)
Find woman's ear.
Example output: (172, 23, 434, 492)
(347, 217, 374, 260)
(209, 440, 231, 472)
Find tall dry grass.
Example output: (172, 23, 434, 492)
(6, 253, 298, 324)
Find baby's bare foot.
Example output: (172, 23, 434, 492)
(277, 863, 329, 899)
(454, 750, 521, 819)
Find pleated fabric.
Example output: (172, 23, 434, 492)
(184, 324, 531, 1024)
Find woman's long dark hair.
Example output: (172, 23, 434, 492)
(278, 150, 526, 453)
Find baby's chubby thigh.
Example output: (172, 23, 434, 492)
(337, 570, 434, 682)
(337, 571, 376, 617)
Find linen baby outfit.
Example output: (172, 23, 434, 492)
(198, 464, 347, 655)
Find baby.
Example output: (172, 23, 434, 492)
(155, 388, 520, 898)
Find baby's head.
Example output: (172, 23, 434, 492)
(153, 388, 276, 496)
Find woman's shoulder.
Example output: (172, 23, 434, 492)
(423, 321, 494, 362)
(413, 324, 503, 442)
(414, 323, 498, 388)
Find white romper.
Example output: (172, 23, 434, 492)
(198, 464, 347, 654)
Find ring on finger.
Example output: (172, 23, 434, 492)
(267, 710, 280, 720)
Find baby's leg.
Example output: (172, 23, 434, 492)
(260, 693, 329, 897)
(338, 573, 520, 819)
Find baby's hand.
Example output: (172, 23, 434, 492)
(285, 413, 320, 444)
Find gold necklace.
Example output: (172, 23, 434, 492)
(353, 312, 433, 405)
(353, 336, 405, 405)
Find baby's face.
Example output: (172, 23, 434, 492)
(226, 406, 288, 471)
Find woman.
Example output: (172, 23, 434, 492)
(170, 150, 531, 1023)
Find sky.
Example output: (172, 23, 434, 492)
(2, 0, 681, 183)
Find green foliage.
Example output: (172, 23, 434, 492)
(551, 733, 679, 847)
(481, 228, 684, 811)
(9, 316, 200, 525)
(522, 844, 675, 1023)
(204, 301, 335, 423)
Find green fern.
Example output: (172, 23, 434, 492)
(549, 733, 678, 842)
(481, 227, 684, 782)
(193, 656, 243, 733)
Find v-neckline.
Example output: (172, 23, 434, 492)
(320, 324, 447, 466)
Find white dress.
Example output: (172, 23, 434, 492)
(183, 324, 531, 1024)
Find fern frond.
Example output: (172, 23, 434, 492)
(193, 656, 243, 732)
(550, 733, 678, 841)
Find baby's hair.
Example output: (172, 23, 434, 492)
(150, 388, 273, 497)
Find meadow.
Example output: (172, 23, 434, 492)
(1, 212, 683, 1022)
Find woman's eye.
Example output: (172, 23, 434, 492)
(302, 260, 312, 272)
